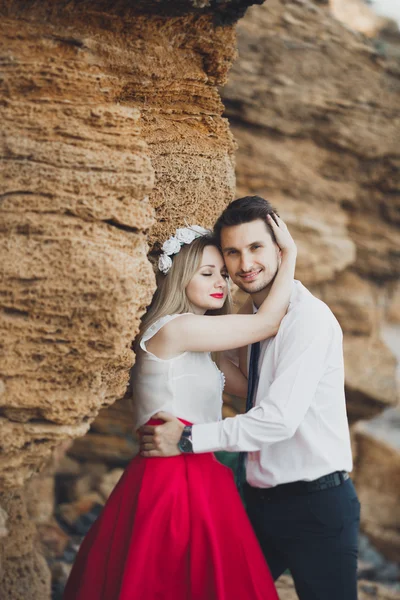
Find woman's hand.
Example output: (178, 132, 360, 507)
(268, 213, 297, 256)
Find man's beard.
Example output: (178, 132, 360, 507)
(235, 267, 278, 295)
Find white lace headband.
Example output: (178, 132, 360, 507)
(158, 225, 210, 274)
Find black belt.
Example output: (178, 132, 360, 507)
(244, 471, 349, 499)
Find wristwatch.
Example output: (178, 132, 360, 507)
(178, 425, 194, 454)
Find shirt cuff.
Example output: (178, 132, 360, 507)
(192, 421, 224, 453)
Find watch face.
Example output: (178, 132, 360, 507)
(179, 436, 193, 453)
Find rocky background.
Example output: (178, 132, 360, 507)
(0, 0, 399, 598)
(0, 0, 240, 596)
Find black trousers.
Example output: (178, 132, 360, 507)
(244, 478, 360, 600)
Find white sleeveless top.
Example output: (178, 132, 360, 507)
(131, 314, 225, 429)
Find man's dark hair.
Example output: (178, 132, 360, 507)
(214, 195, 278, 244)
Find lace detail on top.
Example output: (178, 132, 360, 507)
(220, 370, 226, 394)
(210, 357, 225, 401)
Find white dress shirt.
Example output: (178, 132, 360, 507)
(192, 280, 353, 488)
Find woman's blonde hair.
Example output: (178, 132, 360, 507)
(138, 234, 232, 343)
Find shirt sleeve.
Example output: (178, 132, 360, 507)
(192, 304, 337, 453)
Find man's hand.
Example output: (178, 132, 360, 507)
(138, 412, 185, 457)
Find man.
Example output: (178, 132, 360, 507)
(140, 196, 360, 600)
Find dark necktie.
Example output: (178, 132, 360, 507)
(236, 341, 261, 494)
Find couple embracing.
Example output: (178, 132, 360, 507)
(64, 196, 360, 600)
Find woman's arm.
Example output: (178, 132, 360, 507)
(219, 355, 248, 399)
(151, 215, 296, 356)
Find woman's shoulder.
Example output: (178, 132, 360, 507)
(142, 313, 192, 342)
(139, 313, 195, 359)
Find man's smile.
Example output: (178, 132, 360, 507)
(238, 269, 262, 282)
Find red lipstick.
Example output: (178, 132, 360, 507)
(210, 293, 224, 299)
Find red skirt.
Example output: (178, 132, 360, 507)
(63, 423, 278, 600)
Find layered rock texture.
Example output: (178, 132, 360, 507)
(0, 0, 239, 488)
(353, 409, 400, 564)
(0, 0, 243, 596)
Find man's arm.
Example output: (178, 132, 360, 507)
(193, 306, 335, 453)
(140, 304, 336, 457)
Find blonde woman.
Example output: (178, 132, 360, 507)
(63, 215, 296, 600)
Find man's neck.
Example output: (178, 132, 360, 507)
(251, 282, 274, 309)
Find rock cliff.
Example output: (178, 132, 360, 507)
(0, 0, 246, 596)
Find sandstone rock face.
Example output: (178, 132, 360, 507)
(221, 0, 400, 420)
(0, 4, 156, 494)
(315, 271, 378, 335)
(67, 396, 138, 464)
(0, 0, 238, 489)
(353, 411, 400, 564)
(343, 336, 398, 423)
(386, 282, 400, 325)
(0, 0, 243, 596)
(0, 491, 51, 599)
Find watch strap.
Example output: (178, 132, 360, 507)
(178, 425, 193, 453)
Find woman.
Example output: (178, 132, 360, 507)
(63, 215, 296, 600)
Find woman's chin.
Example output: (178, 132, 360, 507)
(207, 299, 225, 310)
(194, 298, 226, 313)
